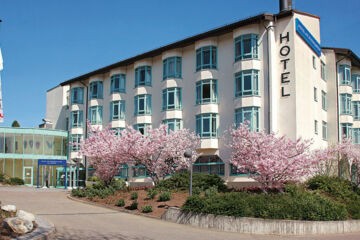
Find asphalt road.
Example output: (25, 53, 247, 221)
(1, 186, 360, 240)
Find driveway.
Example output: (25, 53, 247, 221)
(1, 186, 359, 240)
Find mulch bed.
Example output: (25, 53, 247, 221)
(75, 190, 189, 218)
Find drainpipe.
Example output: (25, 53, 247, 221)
(79, 80, 89, 180)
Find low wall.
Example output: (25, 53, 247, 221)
(161, 207, 360, 235)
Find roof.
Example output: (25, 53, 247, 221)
(59, 9, 317, 87)
(322, 47, 360, 67)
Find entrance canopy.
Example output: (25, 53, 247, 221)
(37, 159, 67, 189)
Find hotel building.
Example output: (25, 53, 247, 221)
(45, 2, 360, 185)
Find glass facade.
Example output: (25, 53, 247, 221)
(0, 128, 68, 187)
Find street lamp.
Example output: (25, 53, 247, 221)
(184, 151, 193, 196)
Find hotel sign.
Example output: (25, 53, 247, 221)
(295, 18, 321, 56)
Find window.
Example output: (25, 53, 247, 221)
(321, 61, 326, 80)
(133, 165, 150, 177)
(196, 79, 217, 104)
(315, 120, 318, 135)
(353, 101, 360, 120)
(352, 74, 360, 93)
(134, 94, 151, 115)
(162, 88, 182, 110)
(111, 127, 125, 136)
(341, 123, 353, 139)
(230, 164, 249, 176)
(339, 65, 351, 85)
(312, 56, 316, 69)
(71, 87, 84, 104)
(71, 134, 82, 152)
(314, 87, 317, 102)
(196, 113, 218, 138)
(135, 66, 151, 87)
(133, 123, 151, 135)
(235, 107, 259, 132)
(163, 57, 182, 80)
(193, 156, 224, 176)
(116, 164, 128, 178)
(162, 119, 182, 133)
(89, 81, 103, 99)
(321, 91, 327, 111)
(196, 46, 217, 71)
(70, 110, 83, 128)
(322, 121, 327, 140)
(353, 128, 360, 144)
(89, 106, 103, 124)
(110, 100, 125, 120)
(340, 93, 352, 115)
(235, 70, 259, 97)
(110, 74, 126, 93)
(234, 34, 258, 61)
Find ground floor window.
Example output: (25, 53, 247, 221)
(132, 165, 150, 177)
(229, 164, 249, 176)
(162, 119, 182, 133)
(193, 155, 224, 176)
(116, 164, 128, 178)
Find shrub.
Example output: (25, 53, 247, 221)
(306, 175, 360, 219)
(72, 189, 86, 198)
(158, 191, 172, 202)
(155, 171, 227, 192)
(128, 201, 138, 210)
(130, 192, 138, 200)
(115, 198, 125, 207)
(0, 173, 4, 182)
(147, 188, 157, 199)
(9, 177, 24, 185)
(141, 205, 153, 213)
(192, 187, 202, 195)
(182, 189, 348, 221)
(92, 181, 106, 190)
(204, 186, 218, 198)
(110, 178, 126, 191)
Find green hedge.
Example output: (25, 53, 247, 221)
(306, 175, 360, 219)
(71, 178, 126, 199)
(182, 189, 347, 221)
(155, 172, 227, 192)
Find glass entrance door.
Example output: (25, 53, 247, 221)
(23, 167, 33, 186)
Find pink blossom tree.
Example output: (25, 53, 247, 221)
(78, 123, 127, 185)
(228, 123, 314, 189)
(120, 124, 200, 184)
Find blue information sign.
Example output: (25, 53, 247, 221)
(295, 18, 321, 56)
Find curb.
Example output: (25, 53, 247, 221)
(67, 194, 160, 220)
(14, 216, 56, 240)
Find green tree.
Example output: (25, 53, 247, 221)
(11, 120, 20, 127)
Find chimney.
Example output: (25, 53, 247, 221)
(279, 0, 292, 12)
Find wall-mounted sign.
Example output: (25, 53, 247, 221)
(295, 18, 321, 56)
(280, 32, 291, 97)
(38, 159, 67, 166)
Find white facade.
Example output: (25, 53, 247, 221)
(46, 9, 360, 185)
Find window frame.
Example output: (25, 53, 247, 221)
(353, 101, 360, 121)
(339, 65, 351, 86)
(71, 87, 84, 104)
(134, 94, 151, 116)
(89, 106, 103, 124)
(70, 110, 83, 128)
(89, 81, 103, 100)
(321, 90, 327, 111)
(235, 69, 259, 97)
(234, 34, 259, 62)
(195, 79, 218, 105)
(163, 57, 182, 80)
(162, 87, 182, 111)
(352, 74, 360, 93)
(71, 134, 83, 152)
(196, 46, 217, 71)
(321, 61, 326, 81)
(315, 120, 318, 135)
(235, 106, 260, 132)
(195, 113, 219, 139)
(110, 74, 126, 94)
(340, 93, 352, 115)
(162, 119, 183, 133)
(133, 123, 151, 135)
(110, 100, 126, 121)
(135, 66, 152, 88)
(353, 128, 360, 144)
(341, 123, 353, 139)
(322, 121, 327, 141)
(193, 156, 224, 176)
(314, 87, 318, 102)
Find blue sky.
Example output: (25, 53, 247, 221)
(0, 0, 359, 127)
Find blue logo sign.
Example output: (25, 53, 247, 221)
(38, 159, 67, 166)
(295, 18, 321, 56)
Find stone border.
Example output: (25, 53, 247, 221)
(15, 216, 56, 240)
(161, 207, 360, 235)
(67, 194, 159, 220)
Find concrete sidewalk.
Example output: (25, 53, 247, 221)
(0, 186, 359, 240)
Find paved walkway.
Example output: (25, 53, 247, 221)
(1, 186, 360, 240)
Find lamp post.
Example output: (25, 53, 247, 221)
(184, 151, 193, 196)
